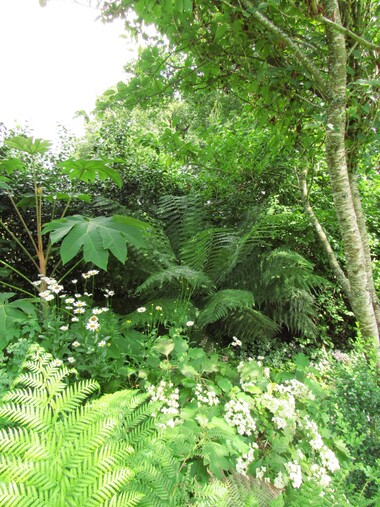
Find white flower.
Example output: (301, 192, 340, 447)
(72, 341, 80, 347)
(75, 293, 82, 298)
(73, 300, 87, 308)
(86, 321, 100, 331)
(71, 317, 79, 322)
(39, 290, 51, 299)
(52, 359, 62, 367)
(32, 280, 42, 286)
(92, 308, 103, 315)
(274, 471, 286, 489)
(48, 283, 64, 294)
(98, 340, 107, 347)
(137, 307, 146, 313)
(285, 461, 302, 489)
(65, 298, 75, 304)
(224, 399, 256, 436)
(60, 325, 69, 331)
(155, 306, 162, 311)
(67, 357, 75, 363)
(71, 279, 78, 284)
(232, 336, 242, 347)
(186, 321, 194, 327)
(74, 308, 86, 314)
(100, 307, 109, 312)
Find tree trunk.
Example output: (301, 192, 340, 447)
(323, 0, 379, 352)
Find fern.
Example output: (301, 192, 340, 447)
(158, 194, 206, 256)
(0, 345, 144, 507)
(136, 265, 214, 296)
(198, 290, 255, 328)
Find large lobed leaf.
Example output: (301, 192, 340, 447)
(43, 214, 150, 270)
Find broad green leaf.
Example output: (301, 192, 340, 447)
(153, 337, 175, 356)
(5, 136, 51, 155)
(0, 158, 26, 174)
(59, 159, 123, 188)
(180, 364, 199, 378)
(0, 294, 36, 349)
(43, 214, 149, 270)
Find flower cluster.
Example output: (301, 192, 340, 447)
(82, 269, 99, 279)
(224, 398, 256, 436)
(194, 384, 220, 407)
(236, 442, 258, 476)
(275, 379, 315, 401)
(147, 380, 181, 429)
(300, 416, 339, 472)
(285, 460, 303, 488)
(262, 391, 296, 430)
(35, 276, 64, 301)
(231, 336, 242, 347)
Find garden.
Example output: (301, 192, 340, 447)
(0, 0, 379, 505)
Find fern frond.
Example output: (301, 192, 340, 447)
(180, 228, 238, 284)
(0, 347, 144, 506)
(198, 289, 255, 328)
(221, 308, 279, 342)
(158, 194, 207, 255)
(136, 265, 214, 296)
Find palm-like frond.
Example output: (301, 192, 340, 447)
(198, 290, 255, 328)
(136, 265, 214, 296)
(0, 345, 144, 507)
(158, 194, 206, 255)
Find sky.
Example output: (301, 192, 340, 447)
(0, 0, 135, 142)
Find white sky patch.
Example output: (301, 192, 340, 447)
(0, 0, 135, 141)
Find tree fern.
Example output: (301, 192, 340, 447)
(135, 265, 214, 297)
(157, 194, 206, 256)
(197, 290, 255, 328)
(0, 345, 143, 507)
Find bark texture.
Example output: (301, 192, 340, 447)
(323, 0, 379, 349)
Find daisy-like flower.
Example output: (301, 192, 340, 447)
(72, 341, 80, 347)
(32, 280, 42, 286)
(186, 321, 194, 327)
(86, 321, 100, 331)
(44, 294, 55, 302)
(52, 359, 62, 367)
(74, 308, 86, 314)
(92, 308, 103, 315)
(88, 315, 99, 323)
(67, 357, 75, 363)
(48, 284, 64, 294)
(71, 279, 78, 284)
(60, 325, 69, 331)
(65, 298, 75, 304)
(100, 307, 109, 312)
(137, 307, 146, 313)
(98, 340, 107, 347)
(73, 300, 87, 308)
(71, 317, 79, 322)
(232, 336, 242, 347)
(39, 290, 51, 299)
(75, 294, 82, 298)
(155, 306, 163, 311)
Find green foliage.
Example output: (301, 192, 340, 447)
(44, 214, 150, 270)
(0, 345, 144, 506)
(0, 293, 37, 349)
(131, 195, 326, 343)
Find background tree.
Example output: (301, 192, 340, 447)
(96, 0, 380, 355)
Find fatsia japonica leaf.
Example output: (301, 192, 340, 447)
(0, 158, 26, 175)
(43, 214, 149, 270)
(4, 136, 51, 155)
(59, 158, 123, 188)
(0, 293, 37, 349)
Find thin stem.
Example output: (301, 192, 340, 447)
(0, 259, 34, 285)
(6, 193, 39, 254)
(0, 219, 39, 269)
(0, 280, 35, 298)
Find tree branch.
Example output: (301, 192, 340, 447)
(318, 15, 380, 51)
